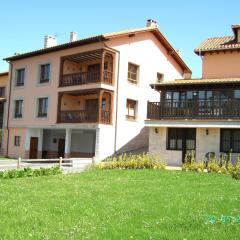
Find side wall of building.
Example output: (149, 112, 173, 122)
(202, 51, 240, 78)
(108, 32, 184, 154)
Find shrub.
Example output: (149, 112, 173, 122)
(231, 159, 240, 180)
(0, 166, 62, 180)
(182, 151, 240, 180)
(95, 153, 166, 170)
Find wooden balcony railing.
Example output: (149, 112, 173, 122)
(59, 109, 111, 124)
(147, 99, 240, 120)
(60, 70, 113, 87)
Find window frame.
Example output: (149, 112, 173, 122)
(14, 99, 23, 118)
(127, 62, 139, 84)
(220, 129, 240, 153)
(39, 63, 51, 84)
(37, 97, 48, 118)
(126, 99, 137, 120)
(14, 136, 21, 146)
(166, 128, 196, 151)
(167, 128, 183, 150)
(15, 68, 25, 87)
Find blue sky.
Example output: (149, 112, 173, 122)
(0, 0, 239, 77)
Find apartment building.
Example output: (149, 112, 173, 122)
(3, 20, 191, 160)
(146, 24, 240, 166)
(0, 71, 7, 149)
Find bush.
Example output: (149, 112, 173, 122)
(182, 151, 240, 180)
(231, 160, 240, 180)
(0, 166, 62, 180)
(182, 151, 205, 172)
(95, 153, 166, 170)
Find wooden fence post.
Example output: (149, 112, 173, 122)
(59, 157, 62, 168)
(17, 157, 21, 169)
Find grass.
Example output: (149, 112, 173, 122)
(0, 156, 15, 160)
(0, 170, 239, 240)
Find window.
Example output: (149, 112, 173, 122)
(16, 68, 25, 86)
(102, 98, 107, 110)
(157, 73, 164, 82)
(220, 129, 240, 153)
(128, 63, 139, 84)
(167, 128, 196, 151)
(38, 97, 48, 117)
(167, 128, 183, 150)
(14, 136, 21, 146)
(234, 90, 240, 99)
(126, 99, 137, 120)
(40, 64, 50, 83)
(14, 100, 23, 118)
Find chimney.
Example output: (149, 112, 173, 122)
(175, 49, 182, 58)
(70, 32, 77, 42)
(146, 19, 158, 28)
(232, 24, 240, 43)
(44, 35, 57, 48)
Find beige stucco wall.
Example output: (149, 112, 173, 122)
(202, 51, 240, 78)
(6, 128, 26, 158)
(149, 127, 182, 166)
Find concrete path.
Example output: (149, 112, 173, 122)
(0, 158, 93, 173)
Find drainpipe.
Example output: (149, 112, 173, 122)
(6, 61, 13, 157)
(103, 42, 120, 153)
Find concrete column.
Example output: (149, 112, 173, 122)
(38, 129, 43, 159)
(64, 128, 72, 158)
(93, 128, 100, 162)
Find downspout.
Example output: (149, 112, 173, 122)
(103, 41, 120, 153)
(6, 61, 13, 157)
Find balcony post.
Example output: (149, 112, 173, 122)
(98, 90, 103, 123)
(57, 93, 63, 123)
(100, 51, 106, 83)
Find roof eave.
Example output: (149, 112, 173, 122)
(4, 35, 106, 62)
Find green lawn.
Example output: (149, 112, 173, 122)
(0, 170, 239, 240)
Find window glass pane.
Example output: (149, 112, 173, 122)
(165, 92, 172, 100)
(169, 139, 176, 149)
(126, 99, 137, 119)
(221, 130, 231, 152)
(233, 130, 240, 152)
(187, 91, 193, 100)
(128, 63, 138, 83)
(172, 92, 179, 100)
(16, 69, 25, 86)
(198, 91, 205, 99)
(38, 98, 48, 117)
(180, 92, 186, 100)
(15, 100, 23, 118)
(176, 139, 182, 149)
(40, 64, 50, 82)
(206, 91, 213, 99)
(234, 90, 240, 99)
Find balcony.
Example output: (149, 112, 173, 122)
(60, 70, 113, 87)
(60, 109, 110, 124)
(147, 99, 240, 120)
(59, 49, 115, 87)
(57, 89, 113, 124)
